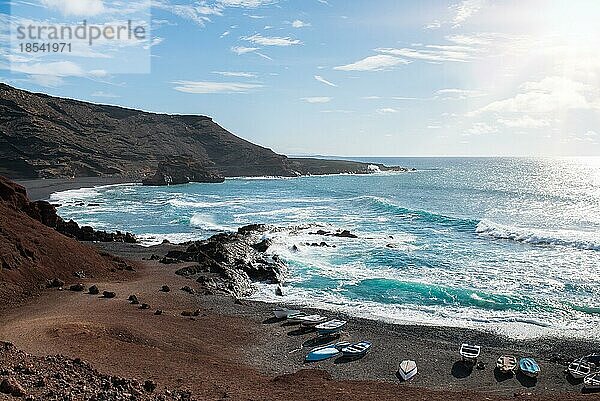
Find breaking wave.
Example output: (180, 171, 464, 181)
(476, 219, 600, 251)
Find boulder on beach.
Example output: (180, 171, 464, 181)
(0, 377, 26, 397)
(102, 291, 116, 299)
(88, 285, 99, 295)
(69, 283, 85, 292)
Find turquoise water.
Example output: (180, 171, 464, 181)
(51, 157, 600, 338)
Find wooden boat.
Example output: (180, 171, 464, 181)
(398, 360, 417, 381)
(315, 319, 347, 336)
(460, 343, 481, 363)
(273, 308, 300, 319)
(305, 342, 351, 362)
(568, 358, 594, 379)
(296, 314, 329, 327)
(496, 355, 518, 374)
(584, 373, 600, 390)
(341, 341, 372, 358)
(519, 358, 540, 378)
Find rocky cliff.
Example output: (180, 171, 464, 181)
(0, 175, 132, 306)
(0, 84, 409, 182)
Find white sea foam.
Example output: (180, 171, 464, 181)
(476, 219, 600, 251)
(189, 213, 235, 232)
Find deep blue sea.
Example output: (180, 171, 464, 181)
(51, 157, 600, 338)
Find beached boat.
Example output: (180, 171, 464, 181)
(568, 358, 594, 379)
(398, 360, 418, 381)
(286, 312, 308, 323)
(584, 373, 600, 390)
(460, 343, 481, 363)
(273, 308, 300, 320)
(583, 353, 600, 366)
(296, 314, 329, 327)
(341, 341, 372, 358)
(519, 357, 540, 378)
(315, 319, 347, 336)
(305, 342, 351, 362)
(496, 355, 517, 374)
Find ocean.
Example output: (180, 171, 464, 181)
(50, 157, 600, 339)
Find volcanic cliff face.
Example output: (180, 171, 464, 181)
(0, 84, 409, 181)
(0, 83, 293, 180)
(0, 176, 128, 307)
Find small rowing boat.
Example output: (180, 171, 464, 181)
(398, 360, 417, 381)
(584, 372, 600, 390)
(273, 308, 300, 320)
(460, 343, 481, 363)
(341, 341, 372, 358)
(315, 319, 347, 336)
(305, 342, 351, 362)
(296, 314, 329, 327)
(568, 358, 594, 379)
(496, 355, 517, 374)
(519, 357, 540, 378)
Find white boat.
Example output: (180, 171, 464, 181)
(584, 372, 600, 390)
(496, 355, 517, 374)
(273, 308, 300, 320)
(305, 342, 351, 362)
(460, 343, 481, 362)
(341, 341, 372, 358)
(315, 319, 347, 336)
(295, 314, 329, 327)
(398, 360, 417, 381)
(568, 358, 594, 379)
(286, 312, 308, 323)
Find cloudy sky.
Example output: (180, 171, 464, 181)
(1, 0, 600, 156)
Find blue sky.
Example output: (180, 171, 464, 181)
(1, 0, 600, 156)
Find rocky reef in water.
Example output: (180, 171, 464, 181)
(158, 224, 286, 298)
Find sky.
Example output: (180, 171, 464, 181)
(1, 0, 600, 157)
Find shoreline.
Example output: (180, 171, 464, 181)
(1, 241, 598, 400)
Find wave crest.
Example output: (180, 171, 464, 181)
(476, 219, 600, 251)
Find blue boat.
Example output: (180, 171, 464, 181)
(519, 357, 540, 378)
(305, 342, 351, 362)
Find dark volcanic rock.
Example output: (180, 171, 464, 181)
(142, 157, 224, 186)
(334, 230, 358, 239)
(88, 285, 99, 295)
(170, 225, 287, 297)
(69, 283, 85, 292)
(0, 377, 26, 397)
(102, 291, 116, 299)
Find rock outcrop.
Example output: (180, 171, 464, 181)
(142, 157, 225, 186)
(169, 225, 286, 297)
(0, 83, 411, 180)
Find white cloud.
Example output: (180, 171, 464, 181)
(220, 31, 231, 38)
(424, 20, 441, 30)
(467, 122, 497, 135)
(242, 33, 302, 46)
(302, 96, 332, 103)
(91, 91, 120, 98)
(377, 47, 472, 63)
(497, 116, 551, 128)
(292, 20, 310, 28)
(212, 71, 256, 77)
(435, 88, 484, 99)
(471, 76, 599, 115)
(377, 108, 398, 114)
(218, 0, 278, 7)
(41, 0, 105, 16)
(314, 75, 337, 87)
(231, 45, 259, 54)
(172, 80, 263, 94)
(451, 0, 485, 27)
(334, 55, 410, 72)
